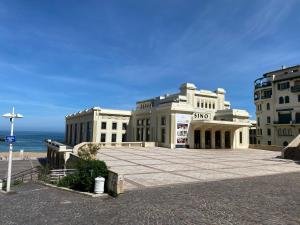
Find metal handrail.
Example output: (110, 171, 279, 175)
(2, 166, 40, 183)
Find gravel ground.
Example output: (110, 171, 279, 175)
(1, 172, 300, 225)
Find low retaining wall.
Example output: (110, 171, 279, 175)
(249, 144, 283, 151)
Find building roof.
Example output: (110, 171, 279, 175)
(66, 107, 131, 118)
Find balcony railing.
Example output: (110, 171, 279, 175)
(273, 120, 300, 125)
(261, 95, 272, 99)
(291, 85, 300, 92)
(254, 81, 272, 89)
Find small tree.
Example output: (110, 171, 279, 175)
(78, 144, 100, 160)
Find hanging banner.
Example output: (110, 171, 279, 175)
(175, 114, 191, 146)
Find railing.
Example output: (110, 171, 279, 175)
(273, 120, 298, 124)
(2, 167, 40, 183)
(255, 81, 272, 89)
(261, 95, 272, 99)
(291, 85, 300, 92)
(49, 169, 77, 183)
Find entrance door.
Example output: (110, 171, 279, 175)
(215, 131, 221, 148)
(205, 130, 211, 149)
(225, 131, 231, 148)
(194, 130, 201, 149)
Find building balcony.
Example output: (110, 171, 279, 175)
(254, 77, 272, 89)
(291, 85, 300, 92)
(261, 95, 272, 99)
(273, 120, 300, 125)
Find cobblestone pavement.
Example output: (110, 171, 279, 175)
(1, 172, 300, 225)
(96, 148, 300, 190)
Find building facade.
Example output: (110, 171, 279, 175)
(130, 83, 251, 149)
(65, 107, 131, 146)
(254, 65, 300, 146)
(65, 83, 251, 149)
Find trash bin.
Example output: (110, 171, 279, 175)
(94, 177, 105, 194)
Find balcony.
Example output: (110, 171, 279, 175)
(291, 85, 300, 92)
(261, 95, 272, 99)
(273, 120, 300, 125)
(254, 77, 272, 89)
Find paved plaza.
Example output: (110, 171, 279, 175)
(1, 172, 300, 225)
(96, 147, 300, 190)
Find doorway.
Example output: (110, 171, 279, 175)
(215, 131, 221, 148)
(194, 130, 201, 149)
(225, 131, 231, 148)
(205, 130, 211, 149)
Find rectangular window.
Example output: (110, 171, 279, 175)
(146, 127, 150, 141)
(146, 119, 150, 125)
(136, 128, 140, 141)
(267, 128, 271, 136)
(70, 124, 73, 144)
(111, 134, 117, 142)
(74, 124, 77, 144)
(278, 112, 292, 124)
(112, 122, 117, 130)
(278, 82, 290, 90)
(296, 113, 300, 124)
(197, 102, 200, 107)
(257, 117, 260, 127)
(161, 116, 166, 126)
(267, 116, 271, 124)
(100, 133, 106, 142)
(161, 128, 165, 143)
(268, 141, 271, 145)
(122, 133, 126, 142)
(65, 124, 69, 143)
(86, 122, 92, 142)
(79, 123, 83, 143)
(298, 95, 300, 102)
(201, 103, 204, 108)
(239, 131, 243, 144)
(122, 123, 127, 130)
(101, 122, 106, 129)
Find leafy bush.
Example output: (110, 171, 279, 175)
(78, 144, 100, 160)
(58, 159, 108, 192)
(37, 163, 51, 182)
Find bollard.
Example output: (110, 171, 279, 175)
(94, 177, 105, 194)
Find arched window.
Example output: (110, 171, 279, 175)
(266, 103, 270, 110)
(285, 96, 289, 103)
(279, 97, 284, 104)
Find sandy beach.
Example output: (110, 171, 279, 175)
(0, 151, 46, 160)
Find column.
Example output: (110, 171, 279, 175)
(221, 130, 225, 149)
(211, 128, 215, 149)
(201, 128, 205, 149)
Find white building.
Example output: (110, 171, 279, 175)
(65, 83, 251, 149)
(65, 107, 131, 146)
(254, 65, 300, 146)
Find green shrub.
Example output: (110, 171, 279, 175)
(58, 159, 108, 192)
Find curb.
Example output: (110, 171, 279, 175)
(37, 181, 110, 198)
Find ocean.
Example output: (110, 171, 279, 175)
(0, 131, 64, 152)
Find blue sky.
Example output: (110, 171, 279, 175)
(0, 0, 299, 131)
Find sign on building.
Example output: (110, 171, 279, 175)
(175, 114, 191, 147)
(193, 112, 212, 121)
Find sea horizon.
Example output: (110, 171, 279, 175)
(0, 130, 64, 152)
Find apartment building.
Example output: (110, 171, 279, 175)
(254, 65, 300, 146)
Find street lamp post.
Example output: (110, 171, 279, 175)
(2, 107, 23, 192)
